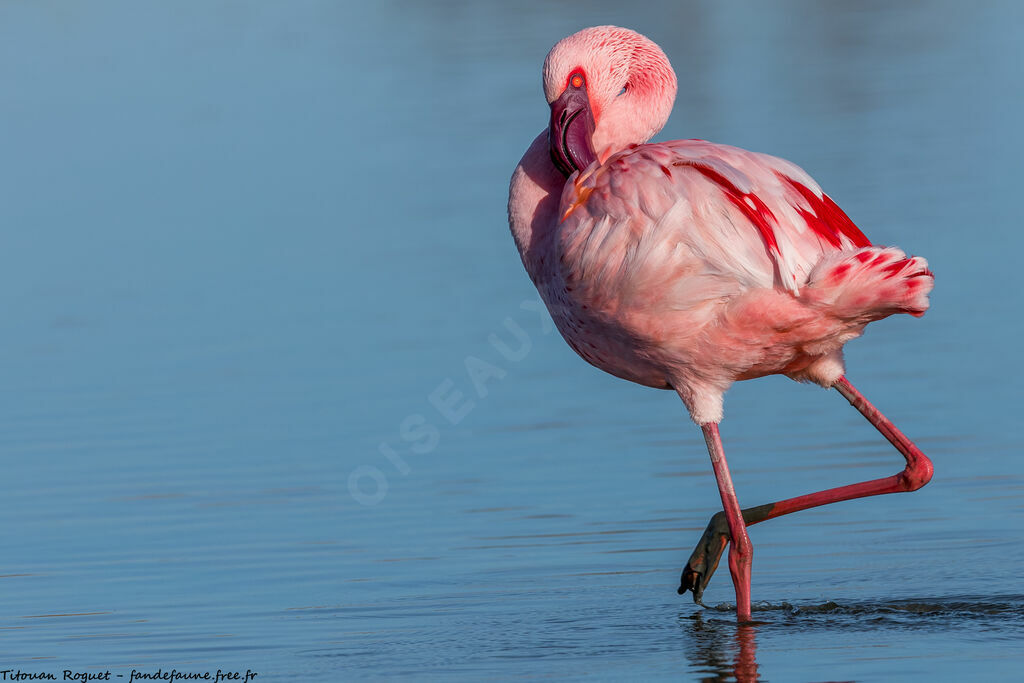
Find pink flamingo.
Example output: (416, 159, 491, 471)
(508, 26, 934, 622)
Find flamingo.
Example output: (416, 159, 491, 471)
(507, 26, 934, 622)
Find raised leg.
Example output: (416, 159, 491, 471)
(680, 375, 933, 604)
(702, 422, 753, 622)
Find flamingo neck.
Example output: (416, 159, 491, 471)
(508, 132, 566, 284)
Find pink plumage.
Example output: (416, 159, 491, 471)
(508, 26, 935, 622)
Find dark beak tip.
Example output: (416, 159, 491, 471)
(548, 87, 597, 178)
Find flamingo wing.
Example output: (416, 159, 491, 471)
(555, 140, 872, 317)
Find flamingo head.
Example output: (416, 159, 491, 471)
(543, 26, 677, 177)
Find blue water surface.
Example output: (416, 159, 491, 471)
(1, 1, 1022, 680)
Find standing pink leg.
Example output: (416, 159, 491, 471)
(681, 376, 934, 604)
(702, 422, 753, 622)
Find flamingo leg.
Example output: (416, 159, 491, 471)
(702, 422, 754, 622)
(680, 375, 934, 605)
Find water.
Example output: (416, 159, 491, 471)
(1, 1, 1022, 680)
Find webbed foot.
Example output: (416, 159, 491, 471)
(678, 511, 730, 605)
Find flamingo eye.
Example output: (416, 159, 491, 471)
(570, 73, 584, 88)
(618, 84, 628, 96)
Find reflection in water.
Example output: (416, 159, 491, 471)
(735, 625, 758, 683)
(682, 613, 760, 683)
(682, 595, 1024, 681)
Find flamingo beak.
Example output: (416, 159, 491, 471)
(549, 82, 596, 178)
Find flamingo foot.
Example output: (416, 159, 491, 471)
(680, 503, 774, 604)
(678, 511, 729, 604)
